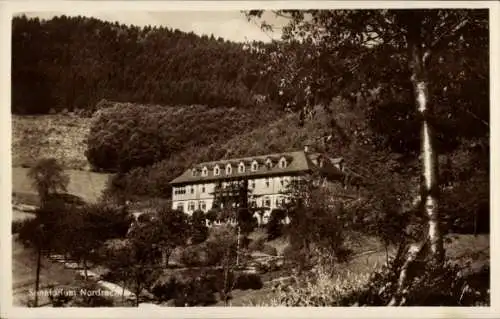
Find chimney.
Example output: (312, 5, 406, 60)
(304, 145, 309, 153)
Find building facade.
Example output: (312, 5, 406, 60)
(169, 147, 348, 219)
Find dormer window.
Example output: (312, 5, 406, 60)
(319, 158, 325, 168)
(251, 160, 259, 172)
(214, 165, 220, 176)
(201, 166, 208, 177)
(226, 164, 232, 175)
(279, 157, 288, 168)
(265, 158, 273, 169)
(192, 168, 198, 177)
(238, 162, 245, 173)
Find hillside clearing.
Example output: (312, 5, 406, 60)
(12, 167, 111, 204)
(12, 115, 92, 170)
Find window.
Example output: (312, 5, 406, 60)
(202, 167, 208, 177)
(214, 165, 220, 176)
(249, 199, 257, 207)
(265, 178, 270, 188)
(279, 157, 287, 168)
(226, 164, 232, 175)
(238, 162, 245, 173)
(201, 185, 205, 193)
(176, 203, 184, 212)
(199, 201, 206, 211)
(265, 159, 273, 169)
(192, 168, 198, 177)
(174, 187, 186, 195)
(188, 201, 196, 211)
(250, 180, 256, 189)
(276, 197, 286, 207)
(251, 160, 259, 172)
(264, 197, 271, 207)
(280, 178, 284, 186)
(190, 186, 194, 194)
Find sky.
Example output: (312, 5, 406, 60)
(22, 11, 283, 43)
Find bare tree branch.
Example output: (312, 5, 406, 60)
(431, 17, 469, 49)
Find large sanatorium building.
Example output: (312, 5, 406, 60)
(169, 146, 353, 220)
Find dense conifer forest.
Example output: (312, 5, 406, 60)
(12, 14, 275, 114)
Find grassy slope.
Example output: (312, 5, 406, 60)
(232, 234, 490, 306)
(12, 167, 111, 204)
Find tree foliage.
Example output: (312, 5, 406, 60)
(245, 8, 489, 305)
(283, 174, 353, 271)
(12, 15, 274, 114)
(190, 210, 209, 245)
(27, 158, 69, 206)
(86, 102, 280, 173)
(246, 8, 488, 259)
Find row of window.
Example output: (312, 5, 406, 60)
(177, 196, 286, 211)
(176, 201, 207, 212)
(193, 157, 289, 177)
(175, 177, 297, 196)
(176, 196, 287, 213)
(174, 185, 206, 195)
(253, 197, 287, 208)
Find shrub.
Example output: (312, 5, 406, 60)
(190, 210, 209, 244)
(179, 244, 210, 267)
(152, 271, 220, 306)
(234, 273, 263, 290)
(173, 276, 218, 306)
(267, 209, 287, 240)
(205, 209, 218, 224)
(85, 202, 134, 239)
(151, 276, 181, 302)
(261, 244, 278, 256)
(248, 237, 266, 252)
(240, 236, 252, 249)
(12, 219, 34, 234)
(237, 208, 258, 236)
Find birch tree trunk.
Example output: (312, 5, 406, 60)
(406, 14, 444, 266)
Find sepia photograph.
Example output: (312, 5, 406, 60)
(1, 0, 498, 317)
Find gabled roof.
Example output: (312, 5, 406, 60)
(169, 150, 344, 185)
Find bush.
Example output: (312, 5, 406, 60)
(191, 210, 209, 244)
(151, 276, 181, 302)
(85, 202, 134, 239)
(234, 273, 263, 290)
(173, 276, 218, 306)
(179, 244, 210, 267)
(152, 271, 220, 306)
(12, 218, 34, 234)
(261, 244, 278, 256)
(267, 209, 286, 240)
(240, 236, 252, 249)
(205, 209, 218, 224)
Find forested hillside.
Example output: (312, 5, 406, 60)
(11, 12, 489, 236)
(11, 14, 274, 114)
